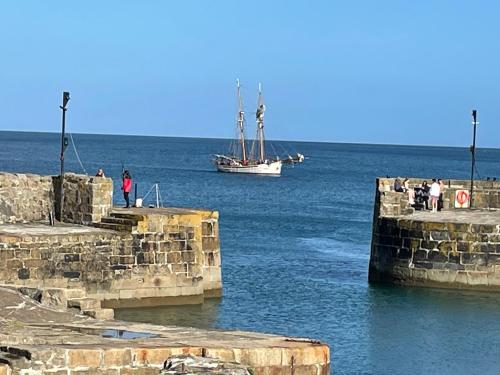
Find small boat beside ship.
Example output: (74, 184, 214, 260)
(214, 80, 304, 175)
(282, 152, 305, 165)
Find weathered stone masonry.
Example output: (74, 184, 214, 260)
(0, 172, 222, 310)
(0, 171, 112, 225)
(0, 287, 330, 375)
(0, 173, 53, 223)
(369, 177, 500, 290)
(56, 172, 113, 224)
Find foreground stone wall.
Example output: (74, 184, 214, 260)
(0, 287, 330, 375)
(370, 177, 500, 290)
(0, 173, 54, 224)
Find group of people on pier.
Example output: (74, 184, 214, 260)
(394, 178, 445, 212)
(95, 168, 133, 208)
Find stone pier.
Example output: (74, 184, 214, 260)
(369, 177, 500, 290)
(0, 172, 222, 313)
(0, 207, 221, 312)
(0, 287, 330, 375)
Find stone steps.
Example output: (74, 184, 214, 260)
(93, 222, 134, 232)
(101, 216, 139, 226)
(93, 212, 147, 233)
(110, 212, 146, 221)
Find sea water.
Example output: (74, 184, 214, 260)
(2, 131, 500, 375)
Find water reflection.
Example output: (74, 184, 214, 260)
(101, 329, 158, 339)
(114, 298, 222, 329)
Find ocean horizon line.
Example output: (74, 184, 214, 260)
(0, 129, 492, 151)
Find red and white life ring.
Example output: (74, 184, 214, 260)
(455, 190, 470, 208)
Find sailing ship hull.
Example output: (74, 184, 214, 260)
(216, 161, 282, 175)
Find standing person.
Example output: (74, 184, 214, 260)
(421, 180, 430, 210)
(122, 170, 132, 208)
(95, 168, 105, 177)
(430, 178, 440, 213)
(404, 178, 415, 205)
(438, 179, 446, 211)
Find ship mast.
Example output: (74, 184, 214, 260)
(236, 79, 247, 162)
(256, 83, 266, 163)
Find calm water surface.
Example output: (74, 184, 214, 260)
(2, 131, 500, 375)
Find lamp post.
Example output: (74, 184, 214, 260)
(469, 109, 478, 208)
(58, 91, 70, 221)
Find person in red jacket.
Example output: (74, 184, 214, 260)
(121, 170, 132, 208)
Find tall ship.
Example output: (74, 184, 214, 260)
(214, 80, 283, 175)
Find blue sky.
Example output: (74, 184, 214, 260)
(0, 1, 499, 146)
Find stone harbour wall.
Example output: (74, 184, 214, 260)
(0, 173, 54, 224)
(0, 229, 125, 289)
(55, 173, 113, 224)
(0, 221, 221, 307)
(369, 217, 500, 289)
(376, 177, 500, 217)
(98, 209, 222, 307)
(0, 171, 221, 306)
(0, 208, 222, 307)
(201, 215, 222, 295)
(0, 172, 112, 225)
(370, 177, 500, 290)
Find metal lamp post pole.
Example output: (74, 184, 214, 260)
(58, 91, 70, 221)
(470, 109, 478, 209)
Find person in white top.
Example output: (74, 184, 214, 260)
(403, 178, 415, 205)
(430, 179, 441, 212)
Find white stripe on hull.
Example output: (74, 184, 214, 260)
(216, 161, 282, 175)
